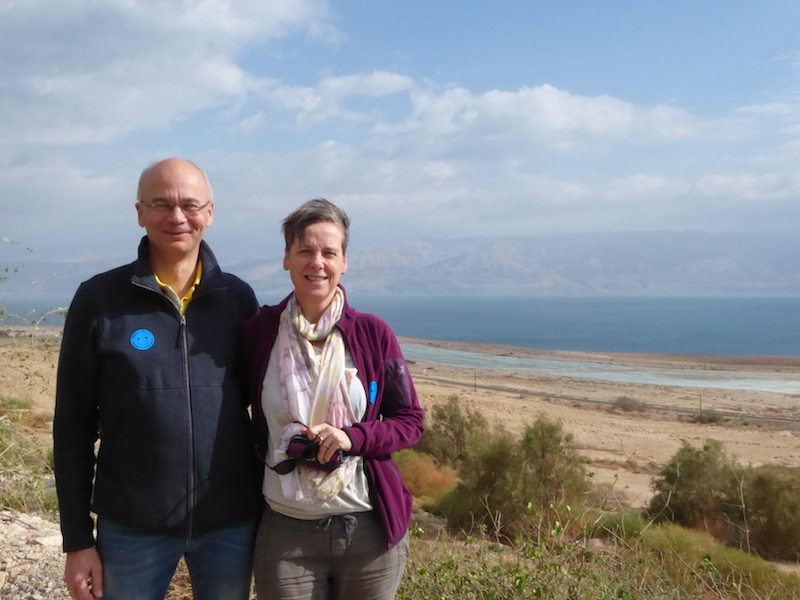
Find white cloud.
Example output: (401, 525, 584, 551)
(600, 175, 687, 201)
(2, 1, 800, 264)
(232, 112, 267, 135)
(691, 173, 800, 201)
(374, 83, 706, 157)
(422, 161, 457, 184)
(267, 71, 413, 126)
(0, 0, 336, 147)
(317, 71, 414, 98)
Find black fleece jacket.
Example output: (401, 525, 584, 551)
(54, 237, 260, 552)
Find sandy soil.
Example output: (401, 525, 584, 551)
(3, 330, 800, 511)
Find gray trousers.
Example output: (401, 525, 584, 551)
(254, 508, 409, 600)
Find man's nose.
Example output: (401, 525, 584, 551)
(166, 205, 188, 221)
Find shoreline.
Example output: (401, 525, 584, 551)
(398, 336, 800, 370)
(4, 326, 799, 367)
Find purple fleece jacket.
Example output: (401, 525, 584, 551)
(239, 288, 425, 548)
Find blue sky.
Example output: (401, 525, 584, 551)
(3, 0, 800, 273)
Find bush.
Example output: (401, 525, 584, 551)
(648, 440, 800, 562)
(691, 410, 725, 424)
(647, 439, 738, 532)
(433, 414, 590, 542)
(589, 510, 646, 541)
(611, 396, 647, 412)
(413, 394, 488, 468)
(742, 465, 800, 561)
(394, 448, 457, 502)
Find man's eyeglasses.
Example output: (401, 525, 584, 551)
(139, 200, 211, 214)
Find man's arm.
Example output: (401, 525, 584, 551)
(54, 283, 101, 552)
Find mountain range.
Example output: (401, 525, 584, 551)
(239, 231, 800, 296)
(4, 232, 800, 309)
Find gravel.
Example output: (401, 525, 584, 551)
(0, 510, 69, 599)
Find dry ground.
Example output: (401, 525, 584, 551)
(3, 331, 800, 511)
(400, 337, 800, 510)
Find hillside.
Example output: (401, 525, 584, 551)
(4, 232, 800, 311)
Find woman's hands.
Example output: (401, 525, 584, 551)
(301, 424, 353, 465)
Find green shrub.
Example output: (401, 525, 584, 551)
(611, 396, 647, 412)
(742, 465, 800, 561)
(413, 394, 488, 468)
(520, 417, 590, 509)
(433, 414, 590, 541)
(647, 439, 738, 531)
(691, 410, 725, 424)
(648, 440, 800, 562)
(589, 510, 646, 541)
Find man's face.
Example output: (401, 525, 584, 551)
(135, 159, 214, 262)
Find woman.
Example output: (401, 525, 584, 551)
(240, 198, 424, 600)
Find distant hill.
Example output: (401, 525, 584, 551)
(4, 232, 800, 310)
(238, 231, 800, 295)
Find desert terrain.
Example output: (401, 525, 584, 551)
(3, 330, 800, 594)
(3, 330, 800, 511)
(399, 337, 800, 509)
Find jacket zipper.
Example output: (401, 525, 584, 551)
(180, 313, 195, 539)
(132, 279, 196, 537)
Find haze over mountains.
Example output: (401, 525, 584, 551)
(4, 232, 800, 309)
(241, 231, 800, 296)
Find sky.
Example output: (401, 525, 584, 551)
(3, 0, 800, 274)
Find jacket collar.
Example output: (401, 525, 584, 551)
(131, 236, 224, 293)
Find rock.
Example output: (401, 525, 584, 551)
(34, 533, 63, 547)
(0, 510, 69, 599)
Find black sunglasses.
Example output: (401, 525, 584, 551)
(270, 437, 321, 475)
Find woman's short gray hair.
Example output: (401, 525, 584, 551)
(281, 198, 350, 253)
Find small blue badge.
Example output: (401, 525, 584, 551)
(130, 329, 155, 350)
(369, 381, 378, 403)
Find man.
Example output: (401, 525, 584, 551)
(54, 158, 261, 600)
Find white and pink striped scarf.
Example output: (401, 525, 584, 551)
(275, 288, 358, 502)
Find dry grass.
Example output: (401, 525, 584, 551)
(394, 449, 458, 504)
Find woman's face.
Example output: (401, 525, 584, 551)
(284, 221, 348, 321)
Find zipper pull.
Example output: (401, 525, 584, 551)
(177, 314, 186, 348)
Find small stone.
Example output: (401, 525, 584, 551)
(34, 533, 63, 547)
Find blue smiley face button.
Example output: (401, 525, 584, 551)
(130, 329, 155, 351)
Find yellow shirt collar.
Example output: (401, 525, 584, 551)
(154, 260, 203, 316)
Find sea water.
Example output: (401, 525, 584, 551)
(348, 293, 800, 357)
(7, 292, 800, 357)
